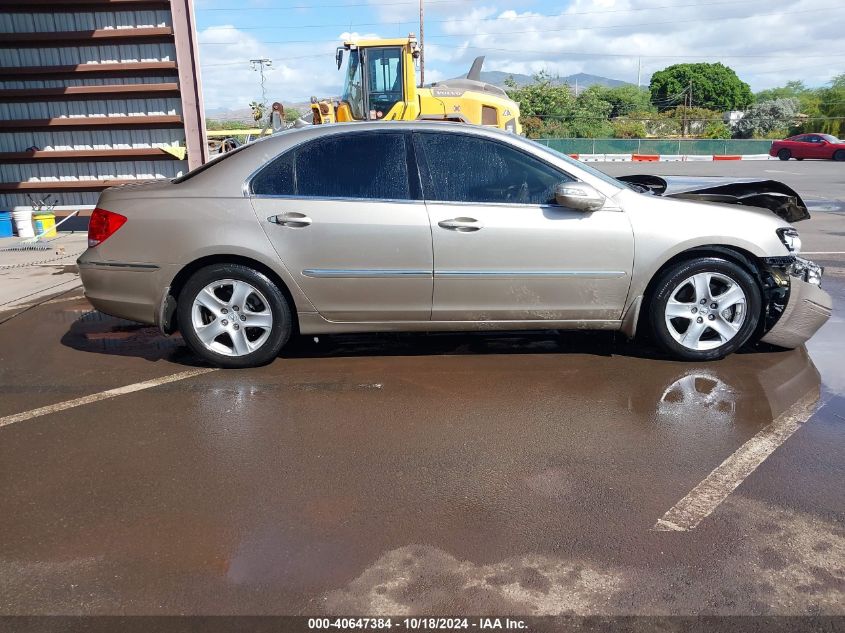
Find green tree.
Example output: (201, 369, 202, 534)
(755, 80, 822, 133)
(702, 121, 732, 139)
(612, 118, 647, 138)
(585, 84, 654, 118)
(505, 71, 573, 119)
(206, 119, 253, 131)
(734, 98, 799, 138)
(506, 73, 619, 138)
(818, 74, 845, 137)
(283, 107, 302, 122)
(568, 89, 613, 137)
(249, 101, 266, 123)
(649, 63, 753, 112)
(505, 72, 576, 138)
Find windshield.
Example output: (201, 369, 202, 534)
(341, 49, 365, 120)
(821, 134, 841, 143)
(531, 141, 626, 190)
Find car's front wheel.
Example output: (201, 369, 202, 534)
(777, 148, 791, 160)
(177, 263, 292, 368)
(649, 257, 761, 361)
(834, 149, 845, 161)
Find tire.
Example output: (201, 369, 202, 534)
(834, 149, 845, 161)
(649, 257, 762, 361)
(777, 148, 791, 161)
(177, 263, 292, 368)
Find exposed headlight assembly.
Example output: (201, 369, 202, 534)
(777, 227, 802, 254)
(790, 257, 823, 286)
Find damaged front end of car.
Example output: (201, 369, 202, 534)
(759, 256, 831, 349)
(618, 175, 811, 223)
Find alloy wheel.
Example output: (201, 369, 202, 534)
(664, 272, 747, 351)
(191, 279, 273, 356)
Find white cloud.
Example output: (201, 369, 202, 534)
(198, 0, 841, 112)
(198, 27, 379, 111)
(430, 0, 839, 90)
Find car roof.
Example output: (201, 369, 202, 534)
(278, 119, 514, 139)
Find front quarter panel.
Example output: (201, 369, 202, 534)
(619, 188, 793, 308)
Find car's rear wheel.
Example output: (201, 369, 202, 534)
(834, 149, 845, 161)
(649, 257, 761, 361)
(178, 263, 292, 368)
(777, 148, 791, 161)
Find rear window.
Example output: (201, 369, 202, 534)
(250, 131, 411, 200)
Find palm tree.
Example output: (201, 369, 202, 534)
(249, 101, 266, 123)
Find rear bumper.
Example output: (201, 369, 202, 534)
(77, 258, 175, 326)
(761, 277, 832, 349)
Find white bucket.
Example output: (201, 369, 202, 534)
(12, 209, 34, 238)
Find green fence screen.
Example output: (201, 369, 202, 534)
(536, 139, 774, 156)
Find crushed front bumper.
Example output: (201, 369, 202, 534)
(761, 257, 832, 349)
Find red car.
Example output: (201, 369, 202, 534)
(770, 133, 845, 161)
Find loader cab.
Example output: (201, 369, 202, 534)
(338, 39, 415, 121)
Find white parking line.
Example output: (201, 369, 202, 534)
(654, 389, 822, 532)
(0, 368, 218, 430)
(801, 251, 845, 255)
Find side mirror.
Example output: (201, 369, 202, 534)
(335, 47, 344, 70)
(554, 182, 606, 212)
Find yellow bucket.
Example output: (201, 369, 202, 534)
(33, 212, 57, 238)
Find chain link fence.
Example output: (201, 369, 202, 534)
(536, 139, 774, 156)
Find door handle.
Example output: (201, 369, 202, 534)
(268, 212, 312, 228)
(438, 217, 482, 232)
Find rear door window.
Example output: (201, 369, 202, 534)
(250, 131, 412, 200)
(413, 132, 570, 205)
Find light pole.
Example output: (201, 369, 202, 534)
(250, 58, 272, 109)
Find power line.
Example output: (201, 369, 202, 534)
(196, 0, 460, 10)
(426, 7, 841, 38)
(199, 0, 773, 30)
(198, 7, 844, 49)
(441, 44, 845, 60)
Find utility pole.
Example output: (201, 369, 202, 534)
(687, 80, 693, 136)
(419, 0, 425, 87)
(250, 58, 272, 109)
(636, 57, 642, 88)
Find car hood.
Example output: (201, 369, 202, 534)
(617, 175, 810, 223)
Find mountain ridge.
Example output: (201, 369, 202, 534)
(477, 70, 631, 89)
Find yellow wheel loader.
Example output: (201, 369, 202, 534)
(310, 35, 521, 134)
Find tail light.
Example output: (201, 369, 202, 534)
(88, 207, 127, 247)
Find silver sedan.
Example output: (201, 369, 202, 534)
(78, 121, 831, 368)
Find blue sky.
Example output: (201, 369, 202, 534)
(194, 0, 842, 112)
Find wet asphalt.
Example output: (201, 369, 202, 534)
(0, 166, 843, 618)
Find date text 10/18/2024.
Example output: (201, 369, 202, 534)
(307, 618, 528, 630)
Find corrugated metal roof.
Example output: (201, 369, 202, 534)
(0, 76, 176, 89)
(1, 160, 186, 182)
(1, 129, 185, 152)
(0, 10, 171, 33)
(1, 191, 101, 208)
(0, 1, 205, 209)
(0, 97, 181, 120)
(0, 43, 176, 66)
